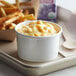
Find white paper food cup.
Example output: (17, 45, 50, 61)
(15, 20, 62, 62)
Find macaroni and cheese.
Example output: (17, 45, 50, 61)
(17, 20, 58, 37)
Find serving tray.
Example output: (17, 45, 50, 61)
(0, 20, 76, 76)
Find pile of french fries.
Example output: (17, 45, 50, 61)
(0, 0, 36, 30)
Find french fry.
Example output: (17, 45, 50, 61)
(0, 17, 9, 24)
(0, 5, 6, 8)
(14, 2, 32, 6)
(0, 0, 36, 31)
(18, 2, 31, 6)
(0, 7, 6, 17)
(0, 23, 6, 30)
(14, 16, 27, 24)
(1, 27, 6, 30)
(5, 23, 16, 29)
(16, 0, 20, 8)
(14, 14, 36, 24)
(24, 14, 36, 20)
(0, 27, 6, 30)
(9, 23, 16, 29)
(0, 0, 16, 8)
(7, 11, 24, 19)
(9, 26, 14, 29)
(3, 8, 22, 15)
(4, 15, 21, 25)
(0, 11, 24, 25)
(11, 23, 16, 27)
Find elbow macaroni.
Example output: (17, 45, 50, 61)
(17, 20, 57, 37)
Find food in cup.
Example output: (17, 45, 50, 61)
(17, 20, 59, 37)
(15, 20, 62, 62)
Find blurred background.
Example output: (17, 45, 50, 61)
(5, 0, 76, 12)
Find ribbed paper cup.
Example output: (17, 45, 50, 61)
(15, 20, 62, 62)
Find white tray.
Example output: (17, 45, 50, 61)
(0, 20, 76, 76)
(0, 3, 76, 75)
